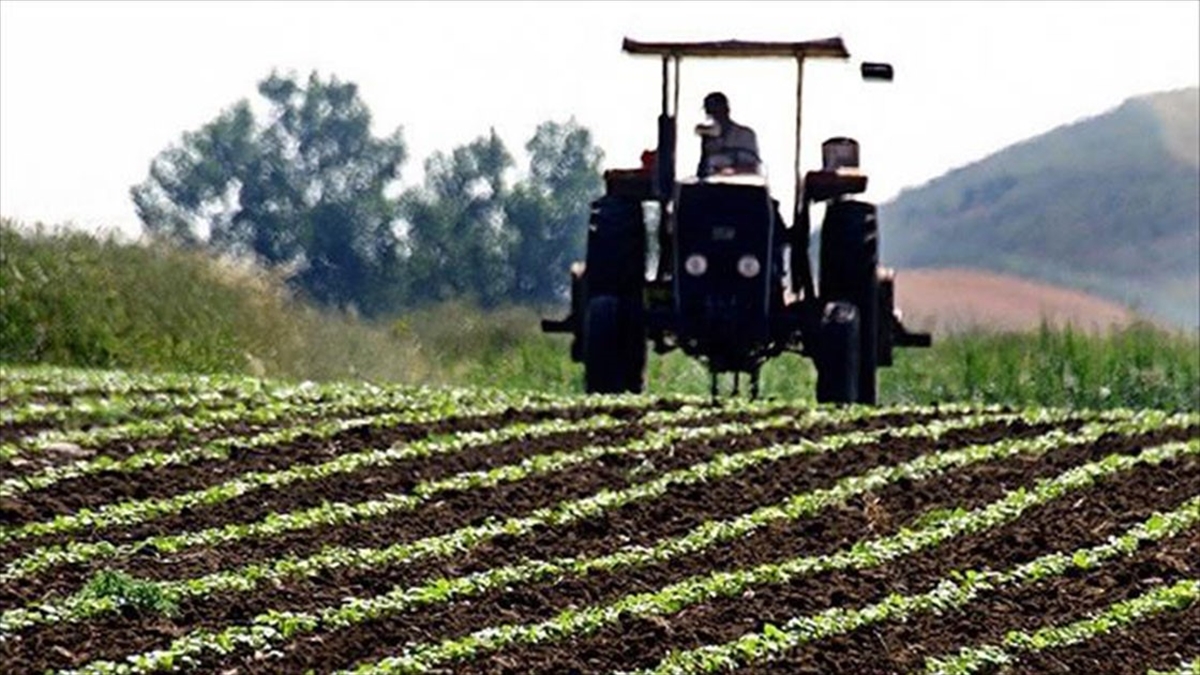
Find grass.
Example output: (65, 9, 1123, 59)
(1, 220, 424, 383)
(883, 321, 1199, 411)
(2, 220, 1197, 410)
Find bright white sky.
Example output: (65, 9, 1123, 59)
(2, 0, 1198, 239)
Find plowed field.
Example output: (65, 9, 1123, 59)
(1, 366, 1196, 675)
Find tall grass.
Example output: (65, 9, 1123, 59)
(0, 221, 423, 383)
(884, 321, 1198, 410)
(3, 221, 1196, 410)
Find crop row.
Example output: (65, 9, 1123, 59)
(45, 411, 1190, 673)
(0, 367, 401, 428)
(0, 379, 434, 463)
(0, 366, 691, 419)
(0, 375, 585, 471)
(0, 401, 930, 590)
(12, 407, 1008, 666)
(0, 366, 267, 401)
(626, 485, 1199, 675)
(2, 388, 250, 429)
(0, 410, 635, 543)
(339, 436, 1198, 675)
(921, 578, 1197, 674)
(0, 383, 411, 467)
(0, 405, 993, 629)
(0, 376, 692, 499)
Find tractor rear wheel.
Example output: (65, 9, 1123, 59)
(584, 294, 646, 394)
(815, 301, 861, 405)
(819, 200, 879, 404)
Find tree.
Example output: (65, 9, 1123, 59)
(130, 71, 407, 315)
(399, 129, 514, 308)
(505, 119, 604, 305)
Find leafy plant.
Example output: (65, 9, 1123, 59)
(78, 569, 179, 618)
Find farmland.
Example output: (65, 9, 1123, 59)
(0, 365, 1197, 674)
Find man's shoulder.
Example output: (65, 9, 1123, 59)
(728, 121, 758, 146)
(724, 120, 753, 138)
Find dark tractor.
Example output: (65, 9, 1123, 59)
(542, 37, 930, 403)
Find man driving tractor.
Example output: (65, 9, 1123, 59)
(696, 91, 761, 177)
(695, 91, 793, 295)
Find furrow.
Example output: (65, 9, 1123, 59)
(44, 409, 1106, 674)
(633, 496, 1200, 675)
(0, 403, 922, 608)
(163, 415, 1185, 674)
(0, 393, 682, 547)
(923, 579, 1199, 675)
(0, 403, 1027, 638)
(0, 408, 663, 573)
(0, 384, 565, 490)
(1149, 658, 1200, 675)
(340, 439, 1200, 675)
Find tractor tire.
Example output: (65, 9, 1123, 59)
(584, 294, 646, 394)
(819, 200, 879, 404)
(585, 196, 646, 297)
(815, 301, 861, 405)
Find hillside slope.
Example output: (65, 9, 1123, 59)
(880, 87, 1199, 327)
(892, 268, 1140, 334)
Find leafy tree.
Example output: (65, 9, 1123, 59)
(505, 119, 604, 305)
(398, 120, 604, 308)
(399, 129, 514, 308)
(130, 71, 407, 315)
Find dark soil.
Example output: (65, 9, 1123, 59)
(0, 401, 673, 552)
(738, 529, 1198, 673)
(1005, 604, 1199, 675)
(0, 398, 550, 485)
(0, 409, 928, 609)
(0, 387, 373, 477)
(1, 410, 969, 670)
(0, 418, 276, 485)
(31, 420, 1157, 674)
(0, 398, 676, 521)
(2, 406, 1193, 675)
(444, 447, 1200, 675)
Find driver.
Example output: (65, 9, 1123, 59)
(696, 92, 760, 178)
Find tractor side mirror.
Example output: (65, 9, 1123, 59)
(861, 62, 894, 82)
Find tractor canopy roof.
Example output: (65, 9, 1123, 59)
(622, 37, 849, 60)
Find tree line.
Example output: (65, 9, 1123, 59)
(131, 70, 604, 317)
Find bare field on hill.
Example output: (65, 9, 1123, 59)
(894, 267, 1143, 333)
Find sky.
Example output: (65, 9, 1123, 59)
(2, 0, 1198, 239)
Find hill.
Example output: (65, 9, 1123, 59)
(880, 87, 1199, 328)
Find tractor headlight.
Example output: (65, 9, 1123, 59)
(685, 254, 708, 276)
(737, 254, 761, 278)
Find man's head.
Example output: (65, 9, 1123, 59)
(703, 92, 730, 121)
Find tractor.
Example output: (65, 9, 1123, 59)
(541, 37, 930, 403)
